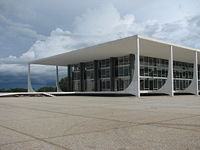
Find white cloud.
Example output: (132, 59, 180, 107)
(1, 4, 200, 76)
(23, 28, 74, 59)
(19, 5, 200, 61)
(20, 5, 141, 61)
(0, 64, 25, 74)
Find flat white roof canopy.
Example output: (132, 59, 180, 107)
(29, 35, 200, 66)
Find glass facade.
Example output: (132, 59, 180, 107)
(115, 56, 131, 91)
(71, 54, 197, 93)
(199, 65, 200, 90)
(72, 64, 81, 91)
(99, 59, 111, 91)
(140, 56, 195, 91)
(140, 56, 168, 91)
(173, 61, 193, 90)
(85, 62, 94, 91)
(71, 55, 133, 92)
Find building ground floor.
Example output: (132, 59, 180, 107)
(67, 54, 200, 93)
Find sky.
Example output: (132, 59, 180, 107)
(0, 0, 200, 89)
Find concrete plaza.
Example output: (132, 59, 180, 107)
(0, 95, 200, 150)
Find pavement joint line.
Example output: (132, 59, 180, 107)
(1, 120, 197, 147)
(70, 104, 200, 116)
(0, 115, 70, 123)
(0, 103, 136, 124)
(0, 139, 35, 147)
(2, 101, 200, 117)
(149, 124, 200, 132)
(0, 124, 72, 150)
(42, 123, 140, 140)
(144, 113, 200, 124)
(40, 114, 200, 140)
(2, 102, 200, 122)
(42, 114, 200, 140)
(1, 101, 200, 118)
(5, 111, 198, 145)
(151, 122, 200, 128)
(0, 103, 200, 127)
(0, 104, 200, 126)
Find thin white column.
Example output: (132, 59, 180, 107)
(27, 64, 35, 92)
(56, 66, 62, 92)
(156, 45, 173, 96)
(169, 45, 174, 96)
(182, 51, 198, 95)
(121, 36, 140, 96)
(136, 36, 140, 97)
(194, 51, 198, 95)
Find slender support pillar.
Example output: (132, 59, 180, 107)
(56, 66, 62, 92)
(27, 64, 35, 92)
(110, 57, 116, 91)
(169, 46, 174, 96)
(194, 51, 199, 95)
(135, 37, 140, 97)
(184, 51, 199, 95)
(156, 45, 174, 96)
(123, 36, 140, 96)
(125, 36, 140, 97)
(68, 65, 72, 92)
(94, 60, 99, 91)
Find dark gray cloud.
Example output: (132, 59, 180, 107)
(0, 63, 66, 89)
(0, 15, 45, 40)
(0, 14, 46, 58)
(0, 72, 56, 89)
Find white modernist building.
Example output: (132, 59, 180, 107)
(28, 35, 200, 97)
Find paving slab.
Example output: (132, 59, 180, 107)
(0, 115, 133, 139)
(0, 126, 33, 146)
(0, 95, 199, 150)
(47, 125, 200, 150)
(88, 109, 193, 123)
(152, 115, 200, 131)
(0, 106, 66, 122)
(0, 140, 67, 150)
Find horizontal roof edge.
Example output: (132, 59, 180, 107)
(29, 35, 138, 64)
(138, 35, 200, 51)
(29, 34, 200, 65)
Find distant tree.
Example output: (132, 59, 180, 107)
(0, 89, 6, 92)
(59, 77, 69, 92)
(7, 88, 27, 92)
(38, 87, 56, 92)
